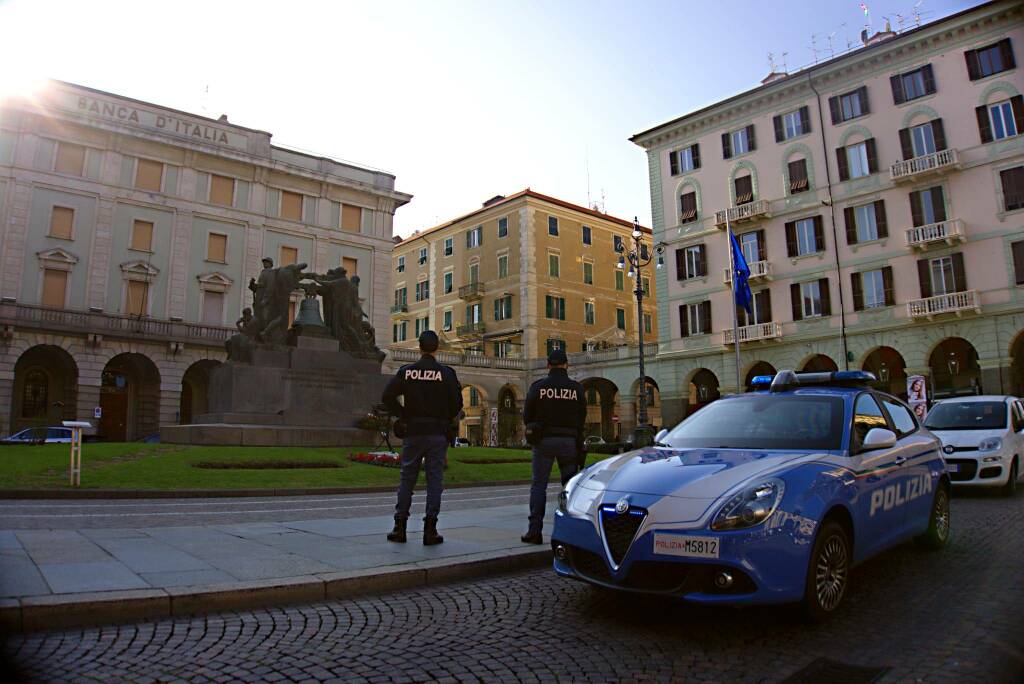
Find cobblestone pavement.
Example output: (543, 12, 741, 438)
(4, 491, 1022, 684)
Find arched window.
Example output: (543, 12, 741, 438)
(21, 369, 48, 418)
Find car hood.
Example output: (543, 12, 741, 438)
(928, 429, 1002, 449)
(578, 446, 818, 499)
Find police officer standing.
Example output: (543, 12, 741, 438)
(521, 348, 587, 544)
(382, 330, 463, 545)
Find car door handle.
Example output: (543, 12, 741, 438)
(894, 456, 907, 466)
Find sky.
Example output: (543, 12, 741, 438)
(0, 0, 976, 237)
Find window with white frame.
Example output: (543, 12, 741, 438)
(393, 322, 407, 342)
(498, 217, 508, 238)
(583, 261, 593, 285)
(670, 144, 698, 174)
(929, 256, 957, 295)
(643, 313, 652, 334)
(782, 110, 804, 139)
(415, 316, 429, 337)
(443, 271, 453, 294)
(442, 309, 453, 331)
(738, 290, 769, 326)
(466, 302, 482, 323)
(862, 269, 886, 309)
(989, 100, 1019, 140)
(584, 300, 595, 325)
(796, 218, 818, 255)
(616, 307, 626, 330)
(730, 128, 750, 155)
(548, 253, 560, 278)
(497, 254, 508, 279)
(683, 245, 703, 279)
(801, 281, 823, 318)
(582, 225, 592, 245)
(854, 204, 878, 242)
(415, 279, 429, 302)
(469, 262, 479, 284)
(418, 247, 427, 265)
(919, 187, 943, 225)
(494, 295, 512, 321)
(686, 302, 709, 334)
(911, 122, 937, 157)
(739, 232, 760, 263)
(466, 226, 482, 248)
(847, 142, 870, 178)
(444, 236, 454, 256)
(839, 89, 866, 121)
(396, 256, 405, 273)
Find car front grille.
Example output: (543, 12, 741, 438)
(565, 547, 756, 595)
(600, 506, 646, 565)
(568, 546, 612, 583)
(947, 458, 977, 481)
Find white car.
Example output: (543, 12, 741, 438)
(0, 426, 74, 445)
(923, 395, 1023, 496)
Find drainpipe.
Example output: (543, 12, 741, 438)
(807, 73, 850, 369)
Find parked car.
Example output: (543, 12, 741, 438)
(552, 370, 950, 621)
(452, 437, 471, 448)
(0, 426, 74, 445)
(923, 395, 1023, 496)
(583, 435, 606, 446)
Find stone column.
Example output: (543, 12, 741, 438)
(167, 210, 193, 320)
(659, 392, 685, 429)
(1, 182, 32, 301)
(978, 357, 1011, 395)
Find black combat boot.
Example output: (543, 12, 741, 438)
(521, 530, 543, 545)
(387, 517, 407, 543)
(423, 516, 444, 546)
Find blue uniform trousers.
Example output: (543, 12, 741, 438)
(394, 434, 448, 520)
(527, 436, 579, 534)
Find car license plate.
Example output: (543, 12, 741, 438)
(946, 463, 959, 473)
(653, 533, 719, 559)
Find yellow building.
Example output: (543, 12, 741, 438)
(390, 190, 658, 361)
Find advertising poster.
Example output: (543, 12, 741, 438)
(907, 375, 928, 421)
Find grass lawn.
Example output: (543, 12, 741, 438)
(0, 443, 608, 491)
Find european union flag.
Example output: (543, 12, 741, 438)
(730, 232, 753, 314)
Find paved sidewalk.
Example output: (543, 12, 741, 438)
(0, 492, 555, 632)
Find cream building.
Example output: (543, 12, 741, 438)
(0, 81, 410, 439)
(631, 0, 1024, 425)
(387, 190, 659, 444)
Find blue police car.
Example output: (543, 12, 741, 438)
(551, 370, 950, 620)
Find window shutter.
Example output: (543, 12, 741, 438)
(921, 64, 936, 95)
(865, 138, 878, 174)
(700, 300, 712, 334)
(675, 248, 685, 280)
(882, 266, 895, 305)
(799, 106, 811, 134)
(1011, 240, 1024, 285)
(734, 175, 752, 202)
(746, 124, 756, 151)
(722, 132, 732, 159)
(545, 296, 553, 318)
(931, 186, 946, 222)
(874, 200, 888, 238)
(478, 228, 483, 245)
(790, 283, 802, 321)
(1011, 95, 1024, 138)
(951, 252, 967, 293)
(890, 74, 906, 105)
(691, 143, 701, 169)
(858, 85, 870, 114)
(466, 231, 472, 248)
(755, 230, 766, 259)
(782, 223, 798, 258)
(669, 151, 679, 176)
(898, 128, 914, 161)
(976, 105, 994, 144)
(760, 289, 772, 322)
(844, 207, 857, 245)
(931, 119, 947, 152)
(851, 272, 864, 311)
(909, 191, 924, 227)
(812, 216, 825, 252)
(679, 305, 689, 337)
(999, 38, 1016, 71)
(697, 244, 707, 277)
(773, 115, 784, 143)
(828, 95, 841, 124)
(917, 259, 932, 298)
(964, 48, 981, 81)
(819, 278, 832, 316)
(836, 146, 849, 181)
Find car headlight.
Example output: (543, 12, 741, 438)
(559, 471, 585, 513)
(710, 478, 785, 531)
(978, 437, 1003, 452)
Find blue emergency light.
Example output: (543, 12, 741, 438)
(749, 370, 877, 392)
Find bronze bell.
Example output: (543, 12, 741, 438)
(292, 297, 327, 330)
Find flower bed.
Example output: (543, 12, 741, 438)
(349, 451, 401, 468)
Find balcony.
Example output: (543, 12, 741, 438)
(387, 346, 525, 370)
(456, 321, 485, 337)
(390, 303, 408, 315)
(907, 290, 980, 319)
(458, 282, 484, 300)
(715, 199, 771, 227)
(723, 260, 771, 284)
(905, 219, 964, 249)
(889, 148, 960, 182)
(722, 322, 783, 345)
(0, 301, 232, 348)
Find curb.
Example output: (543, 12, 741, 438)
(0, 479, 535, 500)
(0, 547, 551, 634)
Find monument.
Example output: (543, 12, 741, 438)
(161, 259, 389, 447)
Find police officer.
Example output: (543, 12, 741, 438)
(521, 348, 587, 544)
(382, 330, 463, 545)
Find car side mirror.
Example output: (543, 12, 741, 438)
(654, 429, 668, 445)
(861, 427, 897, 451)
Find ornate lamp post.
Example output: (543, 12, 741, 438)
(615, 217, 663, 447)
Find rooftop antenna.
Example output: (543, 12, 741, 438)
(768, 52, 777, 72)
(808, 35, 820, 64)
(781, 51, 789, 73)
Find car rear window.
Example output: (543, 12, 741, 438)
(924, 402, 1007, 430)
(663, 395, 846, 451)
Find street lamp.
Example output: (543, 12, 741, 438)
(878, 363, 890, 383)
(616, 217, 663, 447)
(947, 352, 959, 377)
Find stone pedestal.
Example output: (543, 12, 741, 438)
(160, 332, 387, 447)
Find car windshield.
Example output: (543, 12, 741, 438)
(663, 395, 846, 451)
(924, 402, 1007, 431)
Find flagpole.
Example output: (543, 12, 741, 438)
(727, 213, 742, 393)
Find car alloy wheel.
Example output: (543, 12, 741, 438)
(814, 534, 848, 612)
(933, 488, 950, 542)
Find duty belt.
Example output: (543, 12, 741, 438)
(543, 427, 579, 437)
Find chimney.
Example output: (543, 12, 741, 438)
(482, 195, 505, 208)
(761, 71, 788, 85)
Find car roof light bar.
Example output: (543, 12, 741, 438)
(757, 369, 877, 393)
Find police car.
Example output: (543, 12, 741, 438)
(551, 370, 950, 620)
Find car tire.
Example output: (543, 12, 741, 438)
(1000, 458, 1018, 498)
(801, 520, 851, 623)
(916, 483, 951, 550)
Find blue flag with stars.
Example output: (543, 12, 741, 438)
(730, 231, 753, 315)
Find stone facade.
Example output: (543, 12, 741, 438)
(0, 81, 410, 439)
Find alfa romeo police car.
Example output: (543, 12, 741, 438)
(551, 370, 950, 620)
